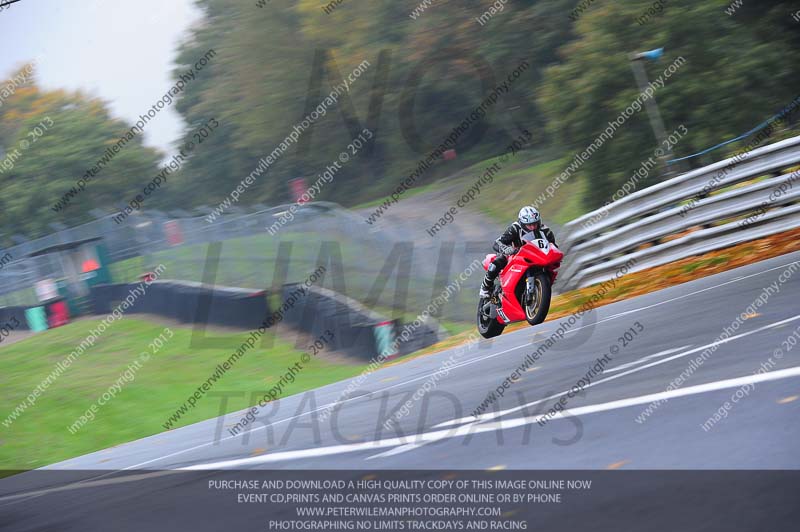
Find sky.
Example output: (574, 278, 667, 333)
(0, 0, 202, 155)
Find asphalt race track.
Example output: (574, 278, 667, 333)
(2, 251, 800, 531)
(38, 250, 800, 471)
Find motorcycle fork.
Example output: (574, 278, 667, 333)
(492, 279, 503, 306)
(524, 274, 534, 304)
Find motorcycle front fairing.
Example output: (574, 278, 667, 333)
(497, 235, 563, 324)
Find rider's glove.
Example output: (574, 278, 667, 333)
(500, 244, 518, 256)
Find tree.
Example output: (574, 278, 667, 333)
(538, 0, 800, 208)
(0, 66, 162, 236)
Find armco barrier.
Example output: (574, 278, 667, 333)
(280, 284, 442, 360)
(558, 134, 800, 289)
(90, 281, 270, 329)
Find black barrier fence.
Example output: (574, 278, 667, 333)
(396, 319, 441, 357)
(281, 284, 441, 360)
(90, 281, 270, 330)
(0, 306, 29, 330)
(281, 284, 387, 359)
(32, 280, 443, 359)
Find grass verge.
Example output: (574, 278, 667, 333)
(0, 318, 367, 470)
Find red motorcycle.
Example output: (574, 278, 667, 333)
(477, 233, 564, 338)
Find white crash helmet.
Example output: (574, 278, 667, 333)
(518, 206, 541, 231)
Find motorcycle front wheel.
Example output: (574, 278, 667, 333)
(524, 273, 552, 326)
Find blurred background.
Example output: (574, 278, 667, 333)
(0, 0, 797, 311)
(1, 0, 798, 233)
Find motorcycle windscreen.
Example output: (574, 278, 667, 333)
(521, 231, 551, 253)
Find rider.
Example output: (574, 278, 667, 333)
(479, 206, 556, 297)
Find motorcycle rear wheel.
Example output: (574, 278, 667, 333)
(477, 297, 505, 338)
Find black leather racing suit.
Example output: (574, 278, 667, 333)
(481, 221, 557, 294)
